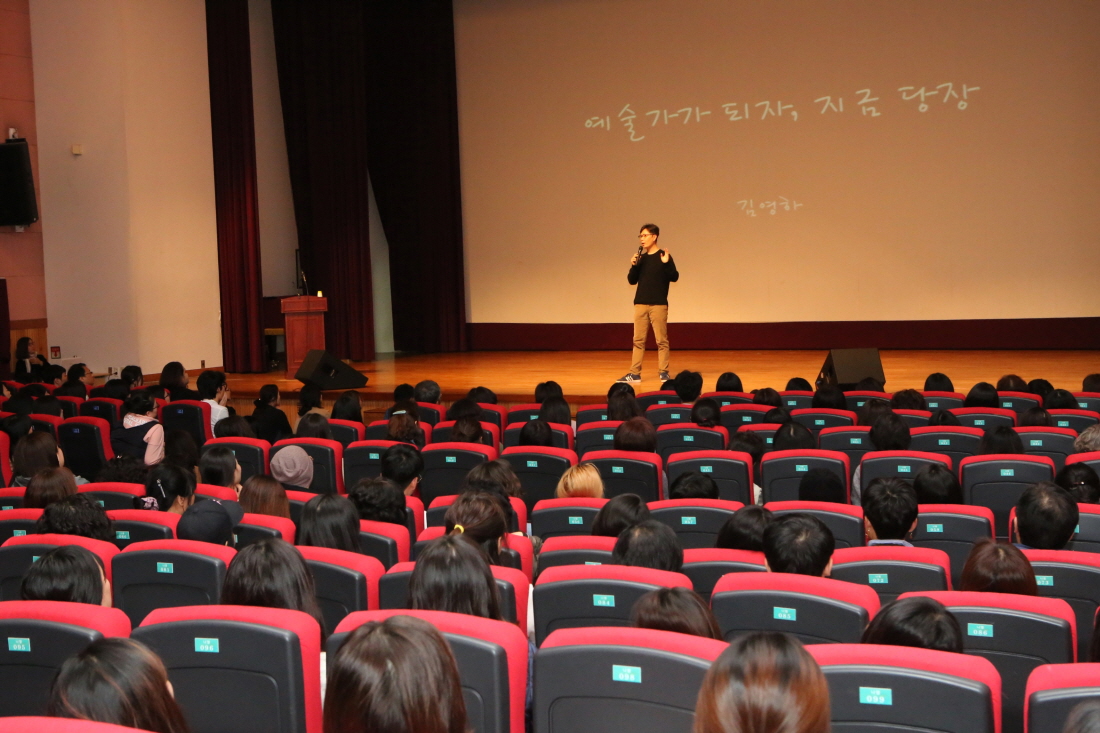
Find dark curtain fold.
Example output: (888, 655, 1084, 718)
(206, 0, 265, 373)
(363, 1, 467, 353)
(269, 0, 375, 361)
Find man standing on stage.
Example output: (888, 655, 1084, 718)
(617, 223, 679, 384)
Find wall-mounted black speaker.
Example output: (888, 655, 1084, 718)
(817, 348, 886, 391)
(0, 139, 38, 226)
(294, 349, 368, 390)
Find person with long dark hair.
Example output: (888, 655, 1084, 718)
(410, 534, 503, 620)
(298, 494, 361, 553)
(22, 544, 111, 607)
(221, 538, 326, 635)
(251, 384, 294, 444)
(13, 336, 50, 382)
(111, 390, 164, 466)
(158, 361, 199, 402)
(631, 587, 722, 640)
(331, 391, 365, 424)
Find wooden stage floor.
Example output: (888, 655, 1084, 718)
(224, 349, 1099, 420)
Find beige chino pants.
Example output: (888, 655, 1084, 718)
(630, 304, 669, 375)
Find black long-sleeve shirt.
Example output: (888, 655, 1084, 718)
(628, 251, 679, 305)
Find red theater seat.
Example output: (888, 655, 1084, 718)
(950, 406, 1017, 429)
(635, 390, 679, 411)
(791, 407, 858, 434)
(778, 390, 814, 410)
(537, 535, 618, 576)
(196, 482, 238, 502)
(701, 390, 756, 406)
(419, 442, 498, 505)
(764, 500, 865, 549)
(645, 403, 695, 427)
(202, 436, 271, 481)
(1021, 549, 1100, 662)
(681, 547, 766, 599)
(326, 418, 365, 447)
(648, 498, 743, 549)
(1025, 663, 1100, 733)
(159, 399, 213, 446)
(358, 519, 410, 569)
(665, 450, 753, 504)
(530, 497, 608, 539)
(759, 449, 850, 503)
(500, 446, 578, 514)
(1, 534, 119, 602)
(426, 494, 528, 533)
(858, 450, 951, 494)
(506, 402, 542, 425)
(3, 719, 152, 733)
(719, 403, 774, 429)
(893, 408, 933, 428)
(910, 425, 986, 471)
(911, 504, 995, 587)
(844, 391, 892, 411)
(830, 545, 952, 602)
(78, 481, 145, 510)
(80, 397, 123, 427)
(655, 423, 728, 463)
(1049, 409, 1100, 433)
(817, 425, 872, 477)
(235, 512, 297, 548)
(343, 439, 400, 487)
(111, 538, 235, 625)
(0, 507, 41, 543)
(502, 422, 574, 451)
(921, 391, 967, 410)
(296, 545, 384, 633)
(575, 403, 610, 427)
(106, 509, 179, 548)
(584, 449, 664, 502)
(1015, 426, 1079, 471)
(961, 454, 1056, 538)
(57, 416, 114, 482)
(431, 420, 501, 449)
(999, 391, 1043, 416)
(575, 420, 623, 458)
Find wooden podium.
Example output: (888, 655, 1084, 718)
(281, 295, 327, 378)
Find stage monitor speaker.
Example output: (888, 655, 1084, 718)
(817, 348, 886, 391)
(295, 349, 368, 390)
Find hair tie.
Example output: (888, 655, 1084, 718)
(393, 410, 406, 415)
(453, 524, 465, 534)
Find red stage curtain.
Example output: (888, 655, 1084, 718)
(206, 0, 265, 373)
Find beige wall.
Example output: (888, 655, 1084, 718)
(30, 0, 222, 373)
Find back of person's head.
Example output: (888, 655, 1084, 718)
(462, 459, 522, 499)
(271, 444, 314, 489)
(607, 391, 644, 421)
(297, 383, 323, 416)
(890, 389, 927, 411)
(630, 587, 721, 640)
(31, 395, 63, 417)
(913, 463, 963, 504)
(996, 374, 1028, 392)
(534, 380, 564, 403)
(380, 443, 424, 490)
(13, 430, 60, 477)
(413, 379, 442, 404)
(860, 597, 963, 653)
(1064, 701, 1100, 733)
(466, 386, 497, 405)
(798, 467, 846, 503)
(1, 413, 32, 454)
(863, 478, 918, 540)
(199, 445, 240, 488)
(690, 397, 721, 428)
(607, 381, 636, 400)
(256, 383, 280, 407)
(450, 416, 484, 444)
(46, 637, 188, 733)
(295, 412, 334, 440)
(857, 399, 893, 428)
(213, 414, 256, 439)
(446, 398, 481, 422)
(176, 499, 242, 545)
(196, 370, 227, 401)
(392, 383, 415, 403)
(103, 379, 130, 401)
(36, 494, 113, 541)
(445, 491, 507, 565)
(238, 474, 290, 519)
(1028, 378, 1054, 399)
(673, 371, 704, 403)
(518, 418, 555, 447)
(927, 408, 962, 427)
(24, 466, 78, 509)
(410, 534, 502, 621)
(669, 471, 719, 501)
(715, 505, 773, 551)
(752, 387, 781, 408)
(1019, 407, 1053, 427)
(555, 462, 604, 499)
(163, 429, 199, 474)
(1084, 374, 1100, 393)
(330, 390, 364, 423)
(612, 519, 683, 572)
(120, 365, 143, 388)
(1016, 482, 1078, 550)
(221, 538, 324, 634)
(614, 416, 657, 453)
(964, 382, 999, 408)
(591, 493, 650, 537)
(728, 431, 765, 470)
(324, 615, 467, 733)
(978, 425, 1024, 455)
(158, 361, 187, 389)
(386, 411, 425, 448)
(869, 412, 911, 451)
(349, 477, 407, 525)
(1057, 463, 1100, 504)
(537, 396, 571, 426)
(1077, 424, 1100, 454)
(695, 631, 830, 733)
(21, 545, 109, 606)
(772, 421, 815, 451)
(924, 372, 954, 392)
(763, 514, 835, 576)
(299, 494, 361, 553)
(1046, 389, 1080, 410)
(763, 407, 792, 425)
(960, 539, 1037, 595)
(856, 377, 885, 392)
(145, 463, 196, 513)
(812, 384, 848, 410)
(94, 455, 149, 485)
(121, 390, 155, 420)
(786, 377, 813, 391)
(716, 372, 743, 393)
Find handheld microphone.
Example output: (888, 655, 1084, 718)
(637, 245, 644, 257)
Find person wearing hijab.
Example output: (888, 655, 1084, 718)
(271, 445, 314, 493)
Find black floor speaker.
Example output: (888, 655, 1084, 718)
(294, 350, 368, 390)
(817, 348, 886, 391)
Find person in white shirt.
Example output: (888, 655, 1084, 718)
(196, 370, 231, 433)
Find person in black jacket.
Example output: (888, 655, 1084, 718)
(250, 384, 293, 444)
(12, 337, 50, 383)
(617, 223, 678, 384)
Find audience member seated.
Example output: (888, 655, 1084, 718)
(607, 391, 644, 420)
(695, 631, 830, 733)
(927, 408, 962, 426)
(468, 386, 498, 405)
(857, 399, 893, 428)
(101, 379, 130, 402)
(13, 430, 88, 485)
(1046, 389, 1080, 410)
(390, 383, 414, 403)
(1084, 374, 1100, 393)
(630, 587, 722, 640)
(923, 372, 955, 392)
(813, 384, 849, 410)
(349, 477, 407, 526)
(964, 382, 999, 408)
(213, 415, 257, 439)
(21, 545, 112, 607)
(24, 466, 79, 508)
(146, 385, 168, 402)
(251, 384, 294, 444)
(728, 431, 765, 504)
(591, 493, 650, 538)
(414, 379, 442, 405)
(31, 394, 64, 417)
(1013, 482, 1078, 550)
(238, 474, 291, 519)
(786, 377, 813, 391)
(96, 455, 150, 485)
(111, 391, 164, 466)
(716, 372, 744, 392)
(798, 467, 846, 504)
(271, 445, 314, 493)
(120, 364, 143, 389)
(330, 390, 365, 424)
(863, 478, 919, 546)
(1057, 463, 1100, 504)
(997, 374, 1029, 392)
(913, 463, 963, 504)
(669, 471, 720, 501)
(159, 361, 200, 402)
(221, 537, 326, 634)
(715, 505, 772, 551)
(53, 363, 93, 398)
(46, 637, 189, 733)
(450, 416, 485, 444)
(195, 370, 231, 433)
(297, 384, 329, 426)
(1019, 406, 1053, 427)
(772, 422, 816, 452)
(143, 463, 197, 514)
(298, 494, 362, 554)
(857, 377, 885, 392)
(386, 408, 426, 448)
(1027, 378, 1054, 399)
(535, 380, 563, 403)
(1063, 701, 1100, 733)
(763, 513, 835, 577)
(447, 398, 482, 422)
(851, 412, 912, 505)
(672, 370, 704, 403)
(410, 534, 502, 620)
(296, 412, 334, 440)
(12, 336, 50, 382)
(199, 445, 242, 495)
(381, 443, 424, 497)
(163, 429, 200, 481)
(763, 407, 792, 424)
(1076, 424, 1100, 454)
(890, 389, 927, 411)
(1, 414, 32, 455)
(752, 387, 782, 408)
(325, 615, 467, 733)
(959, 539, 1037, 595)
(176, 498, 243, 546)
(691, 397, 721, 428)
(518, 419, 555, 447)
(614, 416, 657, 453)
(538, 396, 572, 426)
(860, 596, 963, 653)
(607, 382, 636, 401)
(461, 460, 524, 529)
(554, 462, 604, 499)
(445, 492, 508, 565)
(612, 519, 683, 572)
(978, 425, 1024, 455)
(35, 493, 114, 542)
